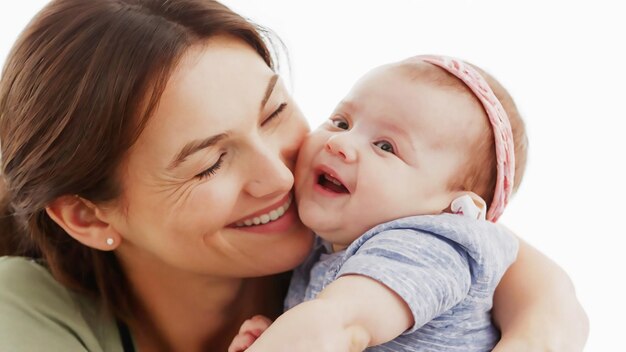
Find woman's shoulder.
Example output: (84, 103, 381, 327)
(0, 256, 79, 314)
(1, 255, 60, 290)
(0, 256, 123, 352)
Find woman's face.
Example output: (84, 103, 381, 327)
(104, 37, 313, 278)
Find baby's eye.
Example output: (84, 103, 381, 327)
(374, 140, 395, 154)
(330, 117, 349, 130)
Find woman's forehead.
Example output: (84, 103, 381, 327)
(130, 38, 277, 166)
(164, 38, 274, 112)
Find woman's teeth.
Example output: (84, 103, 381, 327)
(235, 196, 292, 227)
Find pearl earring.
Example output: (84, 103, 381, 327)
(106, 238, 114, 246)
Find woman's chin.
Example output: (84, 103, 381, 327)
(259, 228, 314, 276)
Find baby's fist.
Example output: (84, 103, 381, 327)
(228, 315, 273, 352)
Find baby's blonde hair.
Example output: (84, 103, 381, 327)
(396, 59, 528, 208)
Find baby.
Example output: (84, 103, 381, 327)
(229, 55, 528, 352)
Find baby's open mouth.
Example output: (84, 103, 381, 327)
(317, 173, 350, 194)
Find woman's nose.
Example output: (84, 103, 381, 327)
(325, 134, 357, 163)
(244, 141, 294, 198)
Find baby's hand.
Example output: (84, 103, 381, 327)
(228, 315, 273, 352)
(240, 299, 371, 352)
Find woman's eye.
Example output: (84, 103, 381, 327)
(374, 140, 395, 154)
(261, 103, 287, 126)
(195, 153, 226, 180)
(331, 118, 349, 130)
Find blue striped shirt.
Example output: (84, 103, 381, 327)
(285, 214, 518, 351)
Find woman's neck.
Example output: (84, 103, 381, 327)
(117, 250, 285, 352)
(131, 275, 246, 352)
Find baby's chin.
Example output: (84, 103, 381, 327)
(297, 211, 355, 247)
(295, 195, 364, 244)
(296, 208, 321, 234)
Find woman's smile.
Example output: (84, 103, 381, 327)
(229, 193, 300, 234)
(233, 193, 293, 227)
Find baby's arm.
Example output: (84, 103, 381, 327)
(317, 274, 415, 344)
(244, 231, 472, 351)
(241, 275, 413, 352)
(491, 237, 589, 351)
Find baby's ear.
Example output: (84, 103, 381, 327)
(450, 192, 487, 220)
(45, 195, 121, 251)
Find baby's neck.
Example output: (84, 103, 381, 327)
(331, 242, 349, 252)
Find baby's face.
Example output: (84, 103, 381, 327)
(295, 65, 486, 249)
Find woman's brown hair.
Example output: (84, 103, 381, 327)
(0, 0, 278, 321)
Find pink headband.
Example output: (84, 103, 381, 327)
(415, 55, 515, 222)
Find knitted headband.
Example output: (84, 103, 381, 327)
(415, 55, 515, 222)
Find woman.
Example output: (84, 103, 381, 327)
(0, 0, 587, 351)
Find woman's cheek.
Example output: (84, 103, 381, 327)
(276, 143, 301, 177)
(187, 180, 238, 224)
(286, 109, 311, 161)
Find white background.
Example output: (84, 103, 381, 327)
(2, 1, 624, 350)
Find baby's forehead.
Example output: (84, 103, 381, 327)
(384, 60, 469, 92)
(350, 63, 488, 147)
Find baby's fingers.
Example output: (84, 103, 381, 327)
(237, 315, 272, 335)
(227, 332, 257, 352)
(227, 315, 273, 352)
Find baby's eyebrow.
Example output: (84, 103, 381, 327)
(335, 100, 358, 114)
(380, 120, 415, 149)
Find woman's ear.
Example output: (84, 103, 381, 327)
(45, 195, 121, 251)
(450, 192, 487, 220)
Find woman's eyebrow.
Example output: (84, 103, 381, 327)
(168, 133, 228, 170)
(167, 75, 278, 171)
(260, 74, 279, 110)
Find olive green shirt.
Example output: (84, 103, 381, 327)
(0, 256, 126, 351)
